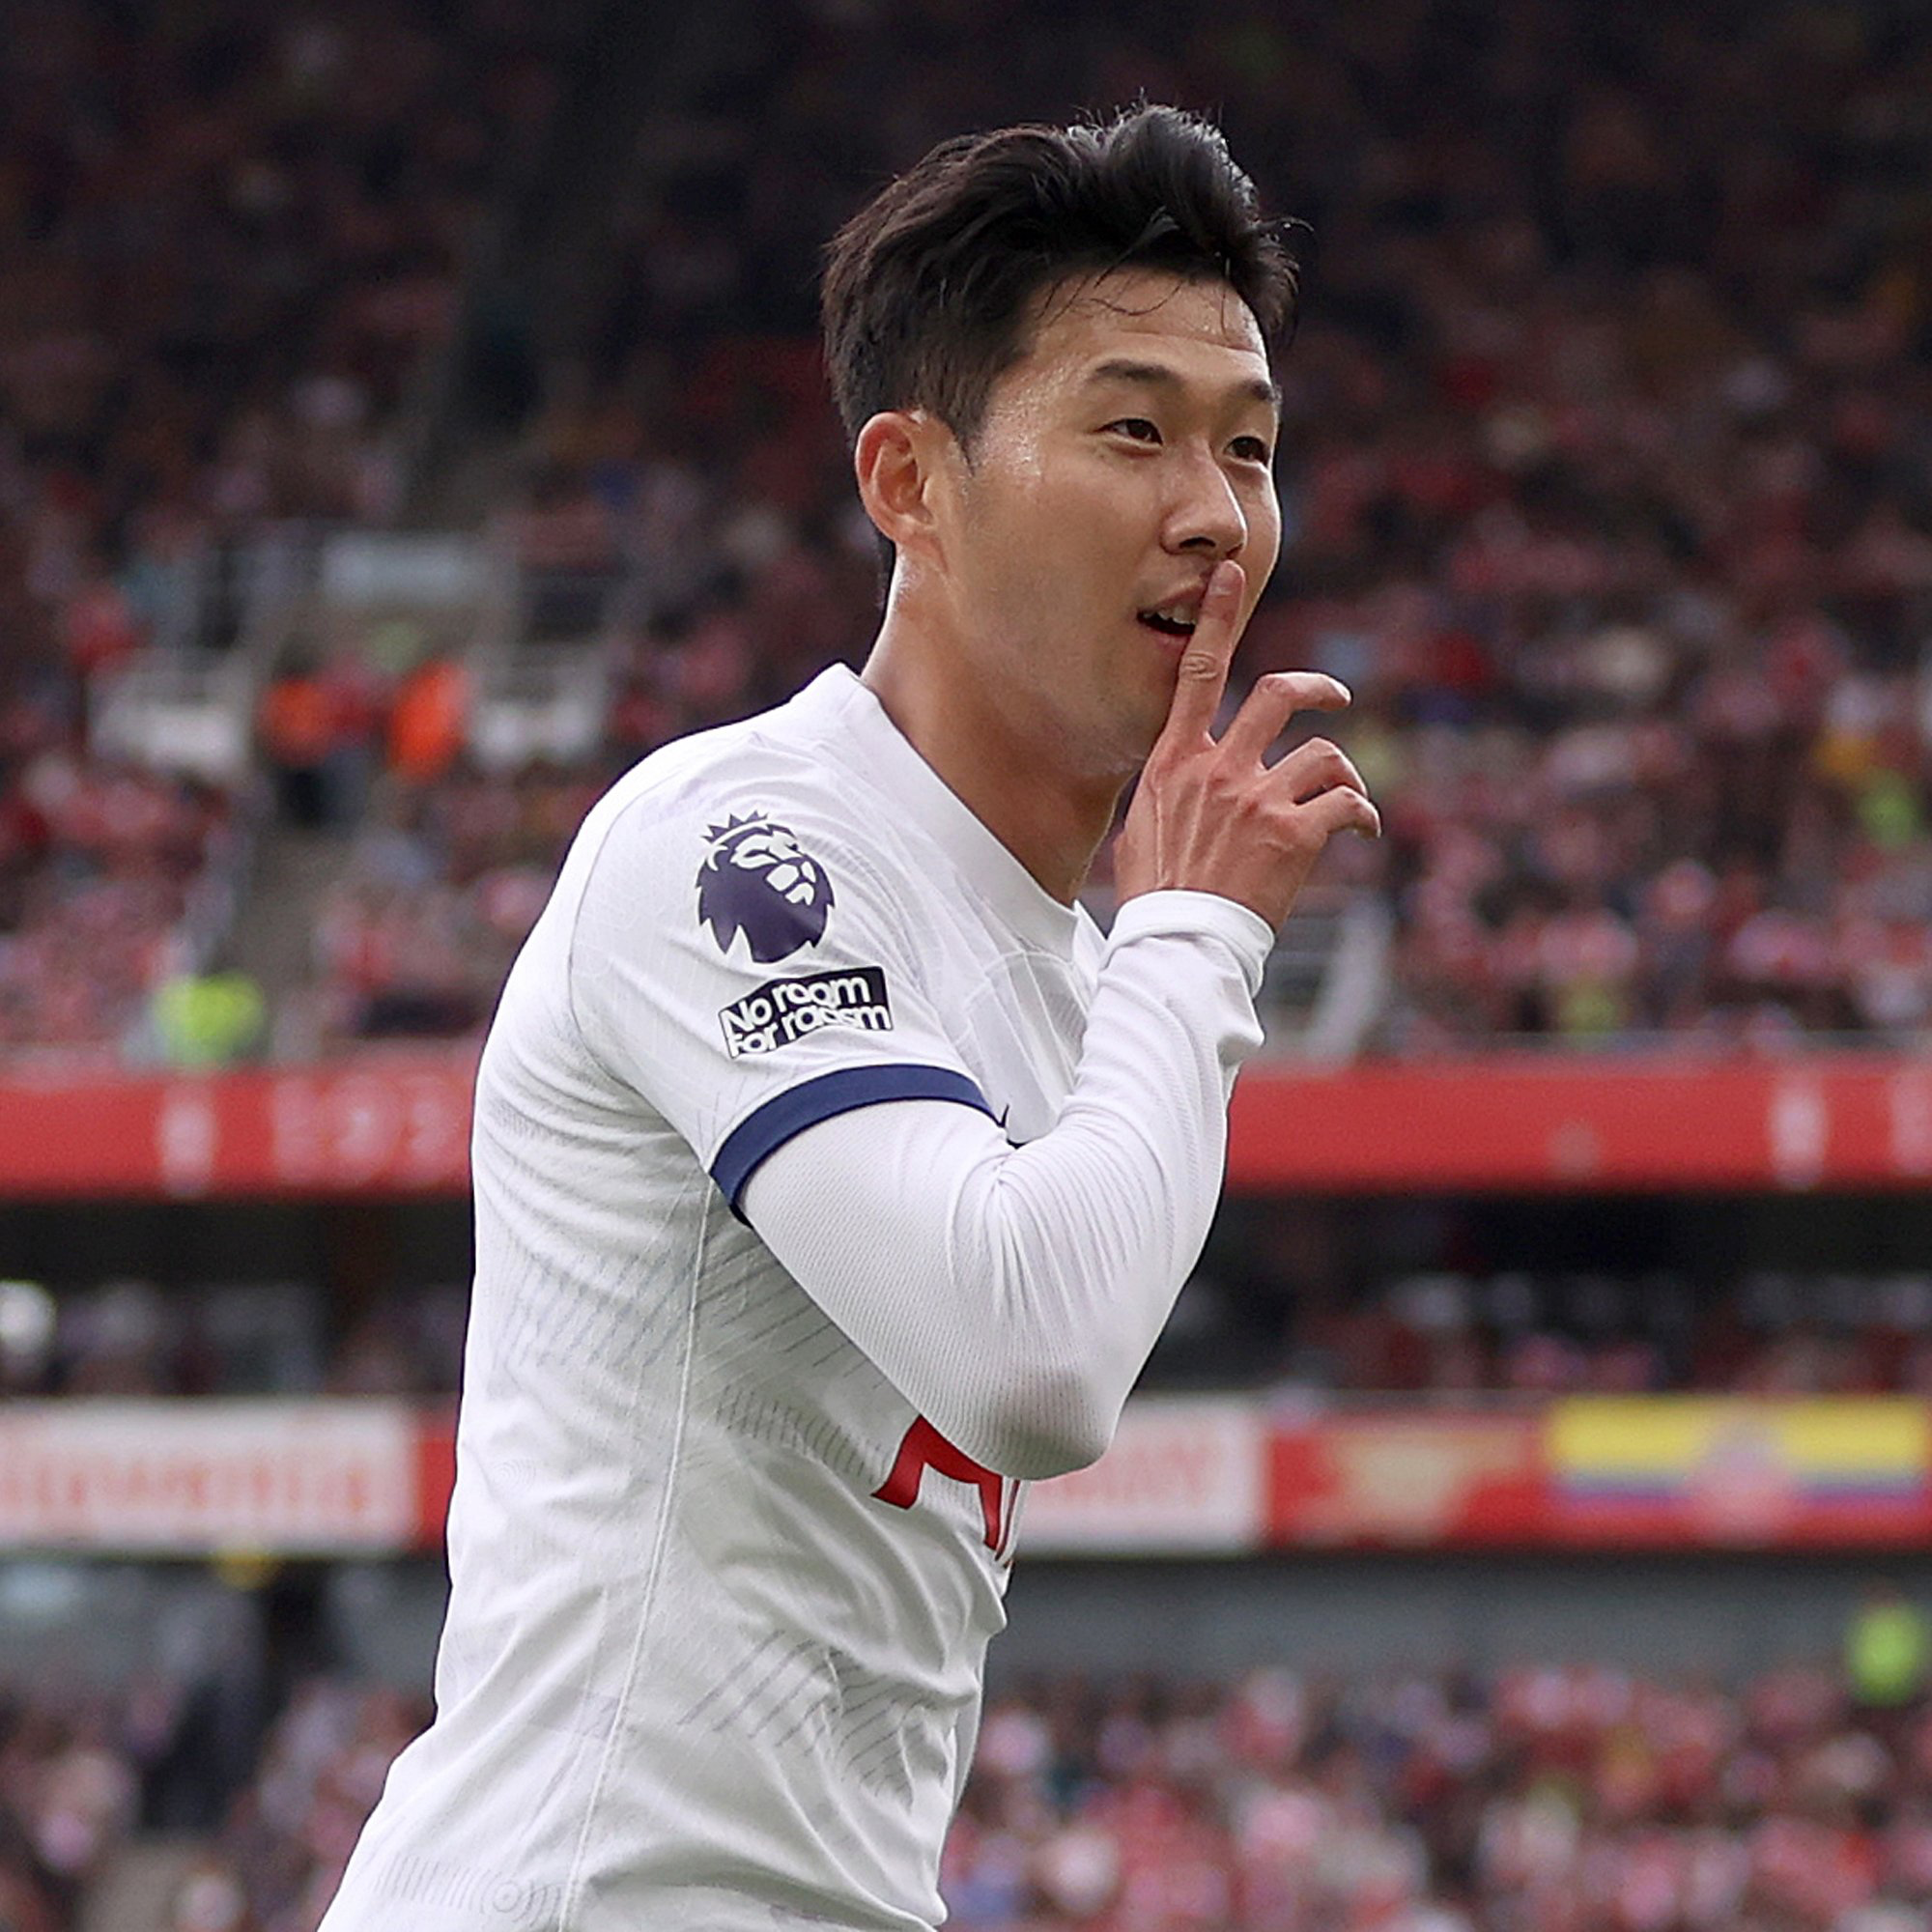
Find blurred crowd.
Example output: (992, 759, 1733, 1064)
(940, 1659, 1932, 1932)
(0, 748, 241, 1052)
(295, 758, 600, 1048)
(0, 1675, 219, 1932)
(0, 1276, 466, 1401)
(128, 1655, 1932, 1932)
(0, 0, 559, 1058)
(0, 0, 554, 682)
(6, 0, 1932, 1056)
(0, 1688, 136, 1932)
(164, 1679, 429, 1932)
(1259, 1269, 1932, 1402)
(507, 0, 1932, 1052)
(13, 1267, 1932, 1403)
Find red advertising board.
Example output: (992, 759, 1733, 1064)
(1266, 1407, 1548, 1547)
(2, 1397, 1929, 1557)
(0, 1400, 425, 1554)
(5, 1052, 1932, 1198)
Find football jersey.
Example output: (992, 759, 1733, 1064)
(320, 666, 1106, 1932)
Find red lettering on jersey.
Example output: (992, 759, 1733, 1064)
(873, 1417, 1005, 1551)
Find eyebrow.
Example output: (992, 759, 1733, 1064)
(1084, 356, 1281, 412)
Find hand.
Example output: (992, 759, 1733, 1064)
(1115, 559, 1380, 931)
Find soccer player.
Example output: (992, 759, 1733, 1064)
(319, 104, 1377, 1931)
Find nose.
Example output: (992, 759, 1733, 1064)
(1166, 441, 1248, 559)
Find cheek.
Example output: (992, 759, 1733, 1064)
(1246, 480, 1283, 569)
(969, 464, 1125, 604)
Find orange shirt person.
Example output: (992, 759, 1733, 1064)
(387, 654, 468, 783)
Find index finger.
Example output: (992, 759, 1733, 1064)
(1152, 558, 1246, 752)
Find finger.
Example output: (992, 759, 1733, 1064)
(1217, 670, 1352, 767)
(1297, 782, 1382, 842)
(1151, 558, 1245, 751)
(1270, 736, 1369, 805)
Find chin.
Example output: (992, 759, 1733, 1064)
(1088, 703, 1166, 784)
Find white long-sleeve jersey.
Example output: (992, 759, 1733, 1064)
(318, 665, 1272, 1932)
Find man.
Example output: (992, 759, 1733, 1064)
(319, 104, 1377, 1932)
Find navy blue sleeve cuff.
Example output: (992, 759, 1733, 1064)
(713, 1064, 995, 1216)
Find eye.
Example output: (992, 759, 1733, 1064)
(1105, 417, 1162, 444)
(1230, 435, 1274, 463)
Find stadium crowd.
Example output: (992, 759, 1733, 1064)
(509, 0, 1932, 1052)
(0, 0, 560, 1057)
(0, 1676, 199, 1932)
(4, 1, 1932, 1055)
(0, 745, 242, 1053)
(297, 759, 601, 1047)
(135, 1659, 1932, 1932)
(1257, 1269, 1932, 1402)
(10, 1268, 1932, 1403)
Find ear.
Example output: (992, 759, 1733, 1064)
(853, 410, 953, 560)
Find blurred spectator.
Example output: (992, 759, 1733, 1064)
(385, 655, 468, 787)
(258, 661, 344, 832)
(1849, 1584, 1932, 1714)
(147, 971, 266, 1070)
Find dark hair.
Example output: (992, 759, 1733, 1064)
(821, 104, 1298, 455)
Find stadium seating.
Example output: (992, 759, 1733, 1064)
(157, 1662, 1932, 1932)
(4, 3, 1929, 1057)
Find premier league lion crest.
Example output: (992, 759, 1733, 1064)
(696, 813, 835, 963)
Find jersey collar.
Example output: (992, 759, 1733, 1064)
(796, 666, 1086, 955)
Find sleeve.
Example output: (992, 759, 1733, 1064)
(738, 892, 1274, 1479)
(567, 784, 994, 1207)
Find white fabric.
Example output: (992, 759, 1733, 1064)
(741, 897, 1268, 1480)
(318, 667, 1269, 1932)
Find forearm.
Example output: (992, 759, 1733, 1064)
(740, 892, 1270, 1478)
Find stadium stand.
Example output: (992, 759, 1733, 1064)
(473, 0, 1932, 1053)
(0, 0, 566, 1061)
(2, 2, 1928, 1054)
(150, 1662, 1932, 1932)
(4, 2, 1932, 1928)
(14, 1268, 1932, 1401)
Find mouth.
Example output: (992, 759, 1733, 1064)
(1136, 601, 1201, 639)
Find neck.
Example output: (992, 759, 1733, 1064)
(859, 598, 1122, 907)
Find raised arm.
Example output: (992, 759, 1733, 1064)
(742, 562, 1378, 1477)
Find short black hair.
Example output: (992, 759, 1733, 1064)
(821, 104, 1298, 455)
